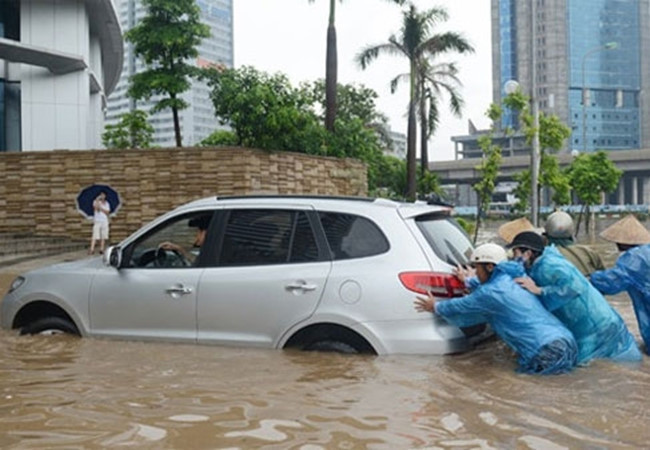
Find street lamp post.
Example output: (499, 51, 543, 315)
(581, 42, 618, 152)
(530, 0, 540, 226)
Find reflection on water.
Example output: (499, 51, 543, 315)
(1, 221, 649, 448)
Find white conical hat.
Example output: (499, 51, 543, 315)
(600, 215, 650, 245)
(498, 217, 535, 244)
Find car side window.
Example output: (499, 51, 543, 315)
(219, 209, 319, 266)
(125, 212, 212, 269)
(318, 212, 389, 260)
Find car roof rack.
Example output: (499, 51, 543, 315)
(215, 194, 377, 203)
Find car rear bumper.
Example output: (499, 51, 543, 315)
(355, 317, 476, 356)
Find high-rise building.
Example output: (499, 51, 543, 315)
(106, 0, 233, 147)
(491, 0, 650, 153)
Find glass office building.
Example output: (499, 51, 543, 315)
(491, 0, 650, 153)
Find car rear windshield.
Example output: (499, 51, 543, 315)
(415, 216, 473, 267)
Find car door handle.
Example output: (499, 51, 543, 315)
(285, 282, 318, 292)
(165, 284, 193, 296)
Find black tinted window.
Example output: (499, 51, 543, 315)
(289, 212, 319, 263)
(219, 209, 319, 266)
(416, 216, 473, 266)
(319, 212, 389, 260)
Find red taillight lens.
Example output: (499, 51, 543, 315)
(398, 271, 466, 298)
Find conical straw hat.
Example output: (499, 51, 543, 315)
(600, 214, 650, 245)
(498, 217, 535, 244)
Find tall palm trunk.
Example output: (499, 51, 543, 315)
(419, 93, 428, 176)
(406, 60, 418, 200)
(325, 0, 337, 132)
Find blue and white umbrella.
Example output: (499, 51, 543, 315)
(76, 184, 121, 219)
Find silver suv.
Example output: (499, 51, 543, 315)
(1, 195, 481, 355)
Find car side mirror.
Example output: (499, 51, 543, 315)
(104, 245, 122, 269)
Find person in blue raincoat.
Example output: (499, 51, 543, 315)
(591, 214, 650, 355)
(509, 231, 641, 364)
(414, 243, 578, 375)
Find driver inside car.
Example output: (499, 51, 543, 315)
(158, 214, 211, 266)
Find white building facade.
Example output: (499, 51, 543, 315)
(106, 0, 233, 147)
(0, 0, 123, 151)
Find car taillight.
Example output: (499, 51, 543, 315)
(398, 271, 466, 298)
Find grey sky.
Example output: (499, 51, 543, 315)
(233, 0, 492, 161)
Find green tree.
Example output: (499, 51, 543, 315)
(356, 4, 473, 200)
(102, 110, 154, 149)
(201, 66, 434, 196)
(566, 151, 622, 235)
(125, 0, 210, 147)
(473, 134, 502, 243)
(503, 90, 572, 213)
(308, 0, 405, 132)
(199, 130, 239, 147)
(415, 60, 464, 176)
(201, 66, 325, 154)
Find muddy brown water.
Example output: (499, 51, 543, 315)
(0, 222, 649, 449)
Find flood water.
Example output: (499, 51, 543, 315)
(1, 221, 649, 449)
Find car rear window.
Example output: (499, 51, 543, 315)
(415, 216, 473, 266)
(318, 212, 389, 260)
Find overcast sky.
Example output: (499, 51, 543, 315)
(232, 0, 492, 161)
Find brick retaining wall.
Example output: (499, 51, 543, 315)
(0, 147, 367, 242)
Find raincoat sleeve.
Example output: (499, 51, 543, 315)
(435, 290, 490, 328)
(591, 248, 647, 295)
(537, 261, 583, 312)
(590, 266, 630, 295)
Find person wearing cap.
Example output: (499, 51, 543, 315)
(543, 211, 605, 276)
(590, 215, 650, 354)
(414, 243, 578, 375)
(508, 231, 641, 364)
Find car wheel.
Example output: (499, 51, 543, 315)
(20, 317, 79, 336)
(304, 340, 359, 354)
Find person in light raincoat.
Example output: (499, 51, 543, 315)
(414, 243, 578, 375)
(590, 215, 650, 354)
(510, 231, 641, 364)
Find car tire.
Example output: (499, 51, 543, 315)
(304, 340, 359, 354)
(20, 317, 79, 336)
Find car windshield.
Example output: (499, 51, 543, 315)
(415, 216, 473, 267)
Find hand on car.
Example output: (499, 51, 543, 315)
(414, 290, 436, 313)
(453, 264, 475, 284)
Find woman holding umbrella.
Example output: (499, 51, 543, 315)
(89, 191, 111, 255)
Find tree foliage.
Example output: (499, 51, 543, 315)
(503, 90, 571, 211)
(202, 66, 325, 154)
(356, 4, 473, 200)
(125, 0, 210, 147)
(102, 110, 154, 149)
(566, 151, 622, 206)
(566, 151, 621, 236)
(473, 134, 502, 243)
(201, 66, 434, 197)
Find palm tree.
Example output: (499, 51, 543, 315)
(356, 4, 473, 200)
(308, 0, 405, 133)
(415, 60, 464, 175)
